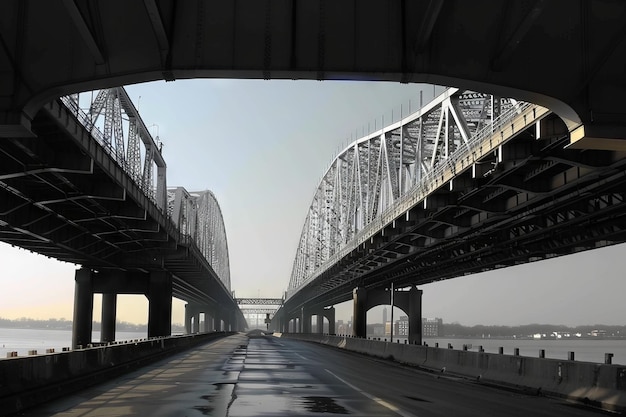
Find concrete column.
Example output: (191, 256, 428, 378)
(316, 315, 324, 334)
(184, 304, 193, 334)
(352, 287, 367, 338)
(100, 292, 117, 343)
(72, 268, 94, 349)
(147, 271, 172, 338)
(214, 314, 221, 332)
(203, 310, 213, 332)
(408, 287, 423, 345)
(301, 307, 312, 333)
(325, 307, 336, 335)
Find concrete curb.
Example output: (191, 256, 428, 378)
(278, 333, 626, 412)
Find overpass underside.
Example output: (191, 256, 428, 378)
(285, 108, 626, 320)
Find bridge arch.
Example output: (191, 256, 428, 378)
(168, 187, 231, 290)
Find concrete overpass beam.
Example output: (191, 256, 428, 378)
(72, 268, 94, 349)
(0, 111, 35, 138)
(147, 271, 172, 338)
(568, 124, 626, 151)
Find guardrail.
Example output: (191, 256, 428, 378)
(281, 333, 626, 412)
(0, 332, 233, 416)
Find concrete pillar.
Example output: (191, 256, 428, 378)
(203, 310, 213, 332)
(352, 287, 367, 338)
(301, 307, 312, 333)
(408, 286, 423, 345)
(72, 268, 94, 349)
(325, 307, 336, 335)
(147, 271, 172, 338)
(316, 315, 324, 334)
(100, 292, 117, 343)
(184, 303, 193, 334)
(214, 314, 221, 332)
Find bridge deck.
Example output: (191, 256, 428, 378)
(21, 334, 607, 417)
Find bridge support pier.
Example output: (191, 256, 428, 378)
(352, 285, 422, 344)
(213, 314, 222, 332)
(147, 271, 172, 338)
(101, 293, 117, 343)
(72, 268, 94, 349)
(325, 307, 335, 335)
(301, 307, 312, 333)
(352, 287, 368, 338)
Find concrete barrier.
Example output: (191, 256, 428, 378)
(0, 332, 234, 416)
(279, 333, 626, 412)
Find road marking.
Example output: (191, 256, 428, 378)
(325, 369, 418, 417)
(295, 353, 308, 360)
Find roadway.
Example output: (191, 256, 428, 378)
(20, 333, 615, 417)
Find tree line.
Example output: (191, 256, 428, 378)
(0, 317, 185, 333)
(442, 323, 626, 338)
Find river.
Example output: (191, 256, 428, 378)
(366, 334, 626, 365)
(3, 328, 626, 365)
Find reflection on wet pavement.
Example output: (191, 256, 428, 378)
(211, 335, 400, 416)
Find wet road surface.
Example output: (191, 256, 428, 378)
(21, 333, 616, 416)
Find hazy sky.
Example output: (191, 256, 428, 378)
(1, 79, 625, 328)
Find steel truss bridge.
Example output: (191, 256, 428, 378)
(235, 298, 284, 328)
(282, 88, 626, 316)
(0, 87, 243, 333)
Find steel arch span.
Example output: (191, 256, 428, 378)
(288, 88, 528, 295)
(168, 187, 231, 290)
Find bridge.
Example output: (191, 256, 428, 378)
(235, 297, 284, 330)
(1, 1, 626, 415)
(275, 87, 626, 343)
(0, 86, 245, 347)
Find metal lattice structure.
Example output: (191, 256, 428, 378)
(62, 88, 167, 211)
(168, 187, 231, 290)
(288, 88, 525, 296)
(62, 88, 231, 291)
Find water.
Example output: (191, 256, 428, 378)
(422, 337, 626, 365)
(3, 328, 626, 365)
(0, 328, 148, 358)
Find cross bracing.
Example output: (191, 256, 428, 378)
(62, 89, 167, 211)
(288, 88, 530, 296)
(236, 298, 284, 306)
(62, 89, 231, 291)
(168, 188, 231, 290)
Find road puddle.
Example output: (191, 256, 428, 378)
(300, 396, 350, 414)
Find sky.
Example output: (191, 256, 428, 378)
(1, 79, 626, 328)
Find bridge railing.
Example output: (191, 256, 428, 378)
(59, 94, 233, 293)
(288, 100, 549, 298)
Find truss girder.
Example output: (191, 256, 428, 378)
(236, 298, 284, 306)
(63, 88, 167, 212)
(168, 187, 231, 290)
(288, 88, 522, 295)
(284, 103, 626, 313)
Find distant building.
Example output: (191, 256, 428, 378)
(395, 316, 409, 336)
(423, 318, 443, 337)
(382, 307, 388, 327)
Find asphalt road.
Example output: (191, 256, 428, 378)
(21, 333, 618, 416)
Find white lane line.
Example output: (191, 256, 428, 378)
(295, 353, 308, 360)
(325, 369, 418, 417)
